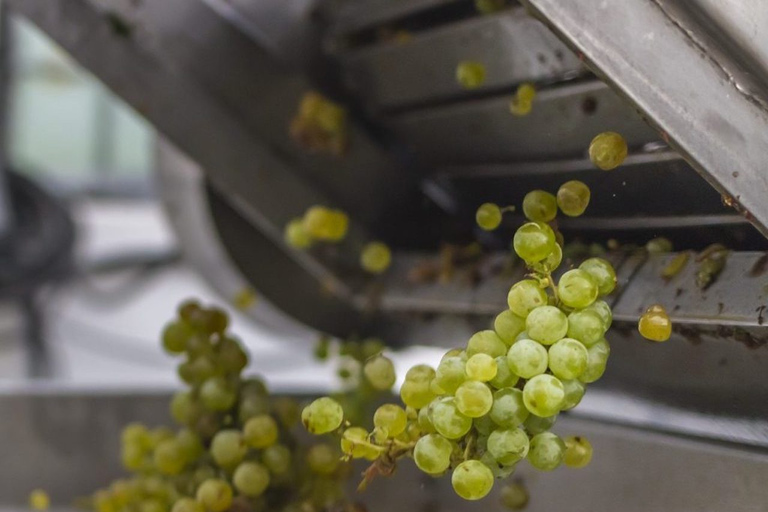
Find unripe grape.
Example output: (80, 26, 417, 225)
(465, 353, 497, 382)
(500, 483, 529, 510)
(525, 305, 568, 345)
(451, 460, 494, 500)
(200, 377, 236, 412)
(29, 490, 49, 511)
(476, 203, 503, 231)
(196, 479, 233, 512)
(456, 61, 486, 89)
(638, 304, 672, 342)
(557, 269, 599, 309)
(489, 388, 529, 428)
(363, 355, 397, 390)
(489, 356, 519, 389)
(243, 415, 279, 449)
(528, 432, 565, 471)
(548, 338, 588, 380)
(564, 436, 593, 468)
(210, 430, 246, 469)
(494, 310, 526, 345)
(162, 321, 193, 354)
(435, 356, 467, 394)
(506, 339, 547, 379)
(580, 338, 610, 383)
(373, 404, 407, 437)
(579, 257, 617, 296)
(589, 131, 627, 170)
(361, 242, 392, 274)
(507, 280, 548, 318)
(585, 299, 613, 329)
(430, 398, 472, 439)
(284, 218, 313, 249)
(466, 330, 507, 358)
(488, 428, 529, 465)
(233, 462, 270, 497)
(513, 222, 556, 263)
(413, 434, 453, 475)
(557, 180, 590, 217)
(153, 439, 186, 475)
(307, 444, 340, 475)
(455, 381, 493, 418)
(523, 413, 557, 436)
(172, 498, 204, 512)
(522, 190, 557, 222)
(561, 379, 586, 410)
(567, 309, 606, 347)
(301, 397, 344, 435)
(341, 427, 379, 460)
(523, 374, 565, 417)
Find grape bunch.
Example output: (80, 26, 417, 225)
(89, 301, 360, 512)
(302, 181, 614, 501)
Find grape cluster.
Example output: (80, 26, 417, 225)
(91, 301, 358, 512)
(304, 182, 613, 501)
(290, 92, 348, 156)
(284, 206, 349, 249)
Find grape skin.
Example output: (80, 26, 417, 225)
(557, 269, 599, 309)
(564, 436, 593, 468)
(548, 338, 588, 380)
(507, 280, 548, 318)
(476, 203, 503, 231)
(513, 222, 556, 263)
(522, 374, 565, 418)
(638, 304, 672, 342)
(506, 339, 547, 379)
(465, 353, 498, 382)
(557, 180, 590, 217)
(301, 397, 344, 435)
(363, 355, 396, 390)
(488, 428, 529, 465)
(528, 432, 566, 471)
(525, 305, 568, 345)
(413, 434, 453, 475)
(451, 460, 494, 500)
(522, 190, 557, 223)
(361, 242, 392, 274)
(456, 61, 487, 89)
(455, 381, 494, 418)
(589, 131, 627, 170)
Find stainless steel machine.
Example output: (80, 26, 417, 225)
(2, 0, 768, 510)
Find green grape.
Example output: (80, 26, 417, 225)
(455, 381, 493, 418)
(244, 415, 279, 449)
(363, 355, 396, 390)
(494, 310, 526, 345)
(561, 379, 586, 410)
(588, 131, 627, 171)
(579, 257, 617, 296)
(466, 330, 507, 358)
(441, 348, 466, 361)
(241, 377, 268, 397)
(435, 356, 467, 394)
(406, 364, 436, 382)
(509, 83, 536, 116)
(500, 482, 529, 510)
(153, 439, 186, 475)
(479, 451, 516, 479)
(162, 321, 193, 354)
(507, 280, 547, 318)
(585, 299, 613, 329)
(513, 222, 556, 263)
(532, 242, 562, 273)
(149, 427, 174, 448)
(184, 333, 214, 357)
(580, 338, 610, 383)
(489, 356, 518, 389)
(524, 413, 557, 435)
(239, 394, 271, 423)
(451, 460, 494, 500)
(303, 206, 340, 241)
(476, 203, 503, 231)
(215, 336, 248, 374)
(638, 304, 672, 342)
(430, 398, 472, 439)
(361, 242, 392, 274)
(646, 236, 673, 253)
(489, 388, 529, 428)
(204, 307, 229, 334)
(196, 479, 233, 512)
(361, 337, 384, 359)
(401, 380, 436, 409)
(564, 436, 593, 468)
(121, 442, 146, 471)
(523, 374, 564, 417)
(307, 444, 340, 475)
(506, 339, 547, 379)
(233, 462, 270, 497)
(301, 397, 344, 434)
(177, 356, 215, 386)
(200, 377, 236, 412)
(176, 428, 204, 460)
(567, 309, 606, 347)
(515, 330, 529, 342)
(210, 430, 246, 468)
(525, 305, 568, 345)
(418, 407, 437, 434)
(474, 414, 495, 436)
(465, 353, 497, 382)
(413, 434, 453, 475)
(548, 338, 588, 380)
(557, 179, 591, 217)
(272, 397, 300, 428)
(170, 391, 201, 426)
(522, 190, 557, 223)
(528, 432, 566, 471)
(488, 428, 529, 465)
(373, 404, 407, 437)
(456, 61, 487, 89)
(341, 427, 379, 460)
(172, 498, 204, 512)
(139, 499, 165, 512)
(122, 423, 151, 449)
(557, 269, 598, 309)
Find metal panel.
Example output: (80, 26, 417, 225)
(331, 0, 464, 35)
(523, 0, 768, 238)
(337, 9, 585, 110)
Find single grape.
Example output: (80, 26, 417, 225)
(401, 366, 437, 409)
(172, 498, 204, 512)
(176, 428, 204, 460)
(239, 394, 271, 424)
(522, 190, 557, 223)
(579, 338, 610, 383)
(474, 414, 495, 436)
(196, 479, 233, 512)
(528, 432, 565, 471)
(489, 356, 519, 389)
(580, 257, 617, 296)
(301, 397, 344, 434)
(567, 309, 606, 347)
(154, 439, 186, 475)
(170, 391, 201, 426)
(451, 460, 494, 500)
(272, 397, 300, 428)
(524, 413, 557, 435)
(122, 423, 150, 449)
(307, 444, 340, 475)
(435, 356, 467, 394)
(413, 433, 453, 475)
(638, 304, 672, 342)
(430, 397, 473, 439)
(374, 404, 408, 437)
(476, 203, 503, 231)
(507, 280, 548, 318)
(506, 339, 547, 379)
(488, 428, 529, 465)
(509, 83, 536, 116)
(233, 462, 270, 497)
(466, 330, 507, 358)
(29, 489, 49, 511)
(341, 427, 380, 460)
(532, 242, 563, 274)
(121, 442, 146, 471)
(215, 336, 248, 374)
(244, 415, 279, 449)
(361, 242, 392, 274)
(162, 321, 193, 354)
(525, 305, 568, 345)
(585, 299, 613, 329)
(465, 353, 497, 382)
(200, 377, 236, 412)
(456, 61, 487, 89)
(557, 180, 591, 217)
(564, 436, 593, 468)
(523, 374, 565, 417)
(325, 210, 349, 241)
(646, 236, 673, 253)
(489, 388, 529, 428)
(284, 218, 313, 249)
(148, 427, 174, 448)
(548, 338, 588, 380)
(561, 379, 586, 410)
(589, 131, 627, 171)
(494, 310, 526, 345)
(210, 430, 246, 468)
(418, 406, 437, 434)
(362, 355, 396, 390)
(455, 381, 493, 418)
(500, 482, 529, 510)
(513, 222, 556, 263)
(557, 269, 599, 309)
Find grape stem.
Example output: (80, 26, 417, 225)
(545, 274, 559, 304)
(463, 433, 475, 460)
